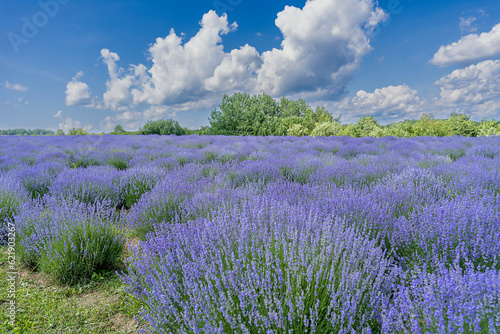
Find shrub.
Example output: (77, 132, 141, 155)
(121, 198, 396, 333)
(311, 121, 342, 137)
(50, 166, 122, 207)
(126, 169, 205, 240)
(141, 119, 185, 136)
(287, 124, 310, 137)
(0, 174, 29, 244)
(15, 197, 125, 285)
(382, 266, 500, 333)
(119, 166, 165, 209)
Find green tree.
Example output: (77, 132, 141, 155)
(113, 124, 125, 134)
(68, 128, 88, 135)
(412, 113, 447, 137)
(385, 121, 413, 137)
(209, 93, 250, 135)
(141, 119, 185, 136)
(208, 93, 336, 136)
(478, 118, 500, 137)
(279, 98, 311, 118)
(56, 129, 65, 136)
(342, 124, 359, 137)
(446, 113, 478, 137)
(311, 122, 342, 137)
(287, 124, 310, 137)
(355, 116, 380, 137)
(209, 93, 282, 136)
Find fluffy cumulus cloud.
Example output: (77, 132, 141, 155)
(334, 84, 425, 122)
(101, 49, 134, 110)
(102, 111, 143, 131)
(334, 59, 500, 123)
(102, 106, 178, 132)
(434, 59, 500, 118)
(68, 0, 387, 113)
(430, 23, 500, 67)
(65, 71, 95, 107)
(54, 110, 92, 133)
(252, 0, 386, 98)
(4, 81, 28, 92)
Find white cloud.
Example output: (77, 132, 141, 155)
(252, 0, 387, 97)
(143, 105, 176, 121)
(101, 49, 134, 110)
(334, 84, 425, 122)
(459, 17, 477, 33)
(334, 59, 500, 123)
(102, 105, 178, 132)
(434, 59, 500, 118)
(130, 12, 238, 106)
(72, 0, 387, 112)
(430, 23, 500, 67)
(4, 81, 28, 92)
(65, 71, 96, 107)
(102, 111, 143, 131)
(204, 44, 262, 93)
(56, 111, 92, 132)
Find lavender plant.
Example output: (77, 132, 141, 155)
(49, 165, 123, 207)
(0, 176, 28, 245)
(119, 166, 165, 209)
(15, 196, 125, 285)
(382, 265, 500, 333)
(121, 198, 397, 333)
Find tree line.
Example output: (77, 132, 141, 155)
(2, 93, 499, 137)
(112, 93, 499, 137)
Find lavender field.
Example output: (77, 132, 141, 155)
(1, 135, 500, 333)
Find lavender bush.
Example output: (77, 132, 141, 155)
(382, 265, 500, 333)
(49, 165, 123, 207)
(119, 165, 166, 209)
(0, 173, 29, 244)
(15, 197, 125, 285)
(121, 198, 397, 333)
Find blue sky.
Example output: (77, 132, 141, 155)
(1, 0, 500, 132)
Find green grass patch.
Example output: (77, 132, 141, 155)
(0, 245, 143, 333)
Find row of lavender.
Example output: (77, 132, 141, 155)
(1, 135, 499, 333)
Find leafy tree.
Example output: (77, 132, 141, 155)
(209, 93, 251, 135)
(279, 98, 311, 118)
(478, 118, 500, 137)
(412, 113, 447, 137)
(68, 128, 88, 135)
(342, 124, 359, 137)
(385, 121, 413, 137)
(356, 116, 380, 137)
(311, 122, 342, 137)
(208, 93, 336, 136)
(141, 119, 185, 136)
(209, 93, 282, 136)
(446, 113, 478, 137)
(56, 129, 65, 136)
(113, 125, 126, 134)
(287, 124, 310, 137)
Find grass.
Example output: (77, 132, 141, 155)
(0, 244, 143, 333)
